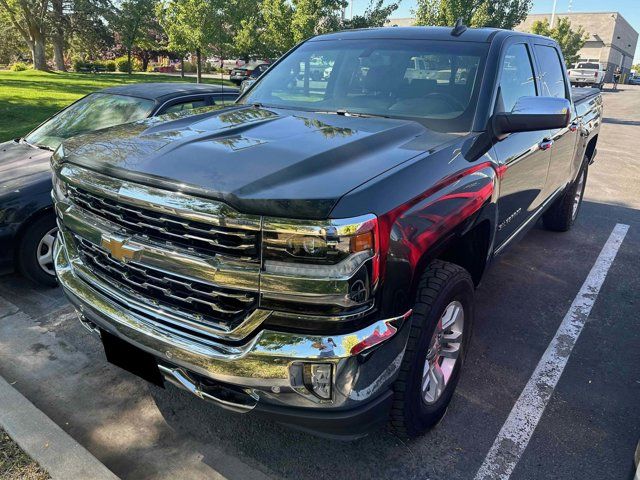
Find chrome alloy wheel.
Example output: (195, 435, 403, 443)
(421, 300, 464, 405)
(572, 169, 586, 220)
(37, 227, 58, 276)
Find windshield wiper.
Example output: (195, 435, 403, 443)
(315, 109, 390, 119)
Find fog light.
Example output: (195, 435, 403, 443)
(303, 363, 332, 400)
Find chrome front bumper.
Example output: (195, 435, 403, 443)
(54, 234, 411, 413)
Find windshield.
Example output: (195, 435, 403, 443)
(240, 39, 488, 132)
(25, 93, 155, 150)
(576, 63, 599, 70)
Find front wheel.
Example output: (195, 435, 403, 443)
(543, 158, 588, 232)
(390, 260, 474, 438)
(17, 214, 58, 287)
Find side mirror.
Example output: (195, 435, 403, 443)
(491, 96, 571, 140)
(463, 96, 571, 162)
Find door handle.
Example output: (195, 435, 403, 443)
(569, 122, 579, 132)
(539, 139, 554, 151)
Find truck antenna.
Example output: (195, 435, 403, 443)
(451, 17, 467, 37)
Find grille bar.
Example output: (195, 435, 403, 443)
(77, 236, 257, 326)
(68, 185, 259, 258)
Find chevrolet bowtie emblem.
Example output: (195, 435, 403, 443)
(101, 234, 142, 263)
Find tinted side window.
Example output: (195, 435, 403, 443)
(163, 99, 206, 114)
(498, 43, 536, 113)
(534, 45, 567, 99)
(211, 94, 237, 105)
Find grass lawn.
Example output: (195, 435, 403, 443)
(0, 428, 49, 480)
(0, 70, 234, 142)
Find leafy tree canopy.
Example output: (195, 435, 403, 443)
(415, 0, 532, 30)
(529, 17, 587, 67)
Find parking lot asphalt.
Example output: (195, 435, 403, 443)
(0, 85, 639, 480)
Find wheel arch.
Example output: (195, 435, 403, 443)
(13, 205, 56, 265)
(585, 134, 598, 162)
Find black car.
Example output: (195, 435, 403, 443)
(0, 83, 238, 286)
(230, 63, 270, 85)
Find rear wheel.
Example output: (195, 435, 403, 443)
(390, 260, 474, 437)
(543, 158, 588, 232)
(17, 214, 58, 287)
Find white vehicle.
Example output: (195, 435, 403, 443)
(568, 61, 605, 89)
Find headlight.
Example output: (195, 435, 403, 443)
(261, 214, 379, 318)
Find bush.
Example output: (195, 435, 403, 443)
(115, 56, 141, 73)
(181, 62, 196, 73)
(72, 58, 90, 72)
(103, 60, 116, 72)
(10, 62, 29, 71)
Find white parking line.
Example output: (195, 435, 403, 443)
(475, 223, 630, 480)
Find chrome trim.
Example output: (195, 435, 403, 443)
(57, 200, 260, 292)
(58, 163, 262, 230)
(159, 365, 258, 413)
(56, 235, 411, 408)
(59, 228, 267, 341)
(54, 164, 382, 338)
(262, 213, 377, 236)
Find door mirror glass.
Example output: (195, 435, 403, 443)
(491, 96, 570, 139)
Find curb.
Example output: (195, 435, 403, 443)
(0, 375, 119, 480)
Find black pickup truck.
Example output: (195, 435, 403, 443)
(51, 26, 602, 439)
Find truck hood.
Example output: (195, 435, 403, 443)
(0, 140, 53, 195)
(63, 106, 457, 218)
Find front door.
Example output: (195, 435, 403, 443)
(493, 42, 552, 247)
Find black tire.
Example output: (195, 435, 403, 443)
(542, 158, 588, 232)
(390, 260, 474, 438)
(16, 214, 58, 287)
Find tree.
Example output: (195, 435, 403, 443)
(0, 15, 30, 64)
(134, 18, 167, 71)
(260, 0, 294, 57)
(291, 0, 346, 44)
(67, 0, 115, 60)
(114, 0, 157, 74)
(157, 0, 225, 82)
(0, 0, 49, 70)
(415, 0, 532, 30)
(50, 0, 66, 70)
(344, 0, 400, 29)
(530, 17, 587, 67)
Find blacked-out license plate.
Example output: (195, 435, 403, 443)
(101, 330, 164, 387)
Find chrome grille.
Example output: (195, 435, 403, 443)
(76, 236, 257, 329)
(67, 185, 259, 259)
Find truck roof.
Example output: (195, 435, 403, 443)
(313, 26, 510, 43)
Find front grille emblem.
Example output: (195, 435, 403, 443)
(101, 233, 142, 263)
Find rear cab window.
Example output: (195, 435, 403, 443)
(533, 45, 569, 100)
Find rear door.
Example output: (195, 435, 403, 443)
(532, 43, 579, 197)
(493, 41, 552, 247)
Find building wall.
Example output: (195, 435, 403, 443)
(516, 12, 638, 82)
(384, 17, 415, 27)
